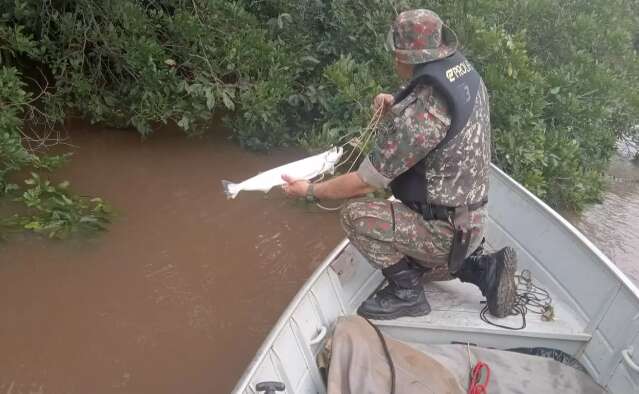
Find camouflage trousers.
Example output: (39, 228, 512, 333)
(340, 198, 486, 282)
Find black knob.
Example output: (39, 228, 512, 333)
(256, 381, 285, 394)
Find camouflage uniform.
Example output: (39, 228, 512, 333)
(387, 9, 458, 65)
(340, 10, 491, 282)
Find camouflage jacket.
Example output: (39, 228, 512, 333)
(357, 81, 491, 207)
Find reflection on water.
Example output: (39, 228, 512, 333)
(0, 121, 343, 394)
(564, 151, 639, 285)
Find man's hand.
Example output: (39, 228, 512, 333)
(281, 174, 310, 198)
(373, 93, 394, 114)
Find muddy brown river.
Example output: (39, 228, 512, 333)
(564, 152, 639, 285)
(1, 124, 637, 393)
(0, 122, 342, 394)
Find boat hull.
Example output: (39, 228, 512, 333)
(233, 165, 639, 394)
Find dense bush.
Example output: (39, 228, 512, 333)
(0, 0, 637, 238)
(449, 0, 638, 207)
(0, 16, 110, 238)
(236, 0, 638, 209)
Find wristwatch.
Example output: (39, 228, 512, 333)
(305, 183, 319, 203)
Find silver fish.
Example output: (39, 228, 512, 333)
(222, 147, 344, 199)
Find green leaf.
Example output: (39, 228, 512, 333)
(277, 13, 292, 29)
(4, 183, 19, 193)
(24, 221, 42, 230)
(61, 195, 74, 205)
(205, 89, 216, 110)
(177, 116, 190, 131)
(301, 56, 321, 64)
(222, 91, 235, 111)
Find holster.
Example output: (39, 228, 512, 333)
(404, 199, 486, 274)
(449, 206, 471, 274)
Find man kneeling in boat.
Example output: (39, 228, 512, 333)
(283, 9, 517, 320)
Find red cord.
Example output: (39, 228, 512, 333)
(468, 361, 490, 394)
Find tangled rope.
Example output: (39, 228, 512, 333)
(480, 269, 554, 330)
(334, 104, 384, 172)
(312, 105, 385, 212)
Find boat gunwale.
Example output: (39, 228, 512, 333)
(232, 238, 350, 393)
(372, 319, 592, 341)
(232, 164, 639, 393)
(490, 165, 639, 298)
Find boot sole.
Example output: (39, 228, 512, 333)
(357, 300, 431, 320)
(488, 247, 517, 318)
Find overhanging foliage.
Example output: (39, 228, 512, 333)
(1, 0, 638, 238)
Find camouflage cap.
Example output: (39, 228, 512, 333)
(386, 9, 458, 64)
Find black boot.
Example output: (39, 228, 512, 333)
(456, 247, 517, 318)
(357, 258, 431, 320)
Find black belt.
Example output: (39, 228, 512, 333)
(404, 198, 488, 222)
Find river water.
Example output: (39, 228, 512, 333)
(1, 124, 637, 393)
(564, 150, 639, 285)
(0, 122, 343, 394)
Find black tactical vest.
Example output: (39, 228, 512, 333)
(389, 51, 482, 207)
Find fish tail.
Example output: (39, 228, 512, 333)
(221, 180, 239, 199)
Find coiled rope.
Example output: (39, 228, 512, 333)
(480, 269, 554, 330)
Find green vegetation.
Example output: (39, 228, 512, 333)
(0, 64, 110, 238)
(1, 0, 637, 238)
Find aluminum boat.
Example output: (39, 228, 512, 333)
(233, 165, 639, 393)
